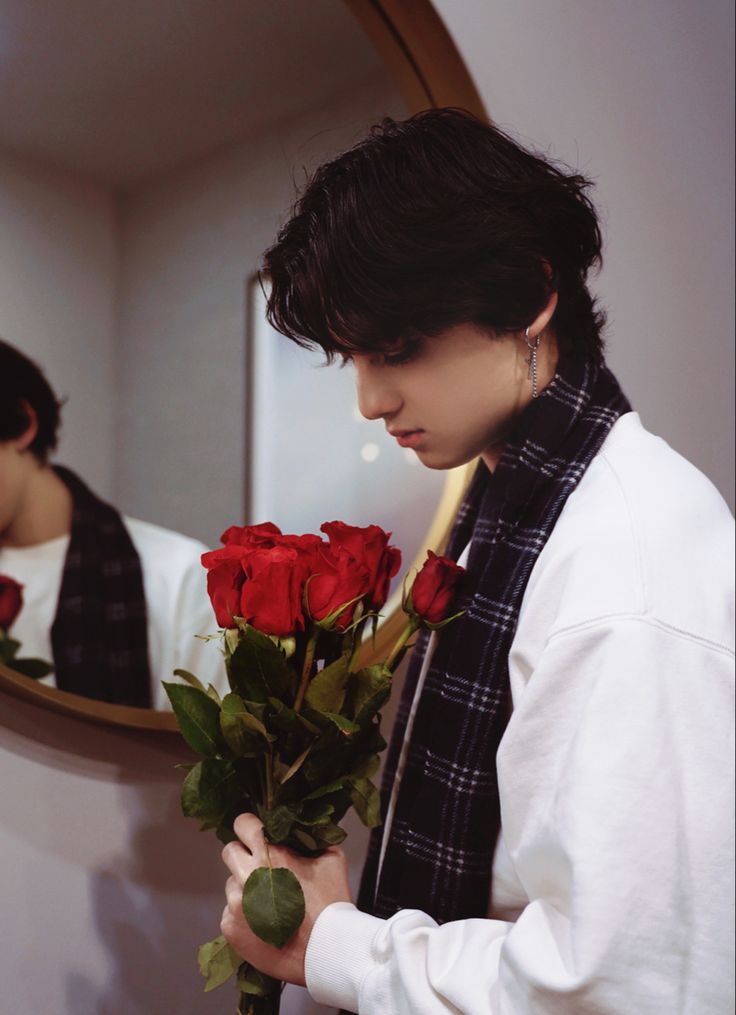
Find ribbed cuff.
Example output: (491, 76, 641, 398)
(304, 901, 384, 1012)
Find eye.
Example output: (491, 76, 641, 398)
(382, 340, 421, 367)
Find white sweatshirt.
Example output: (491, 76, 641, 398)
(305, 411, 735, 1014)
(0, 515, 228, 707)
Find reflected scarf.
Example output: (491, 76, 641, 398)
(50, 465, 152, 707)
(356, 352, 632, 924)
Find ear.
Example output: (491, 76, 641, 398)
(13, 399, 40, 453)
(526, 289, 559, 339)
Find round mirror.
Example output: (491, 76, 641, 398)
(0, 0, 484, 730)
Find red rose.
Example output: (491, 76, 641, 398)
(201, 544, 247, 628)
(410, 550, 464, 625)
(219, 521, 283, 548)
(240, 545, 308, 636)
(0, 575, 23, 630)
(320, 521, 401, 610)
(202, 523, 284, 628)
(202, 524, 325, 630)
(306, 547, 371, 630)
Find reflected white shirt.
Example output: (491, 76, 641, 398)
(0, 516, 227, 708)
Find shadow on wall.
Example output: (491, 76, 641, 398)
(68, 783, 227, 1015)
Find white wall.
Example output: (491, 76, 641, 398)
(114, 74, 407, 546)
(0, 150, 117, 497)
(435, 0, 735, 509)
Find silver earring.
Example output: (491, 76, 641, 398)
(524, 327, 542, 398)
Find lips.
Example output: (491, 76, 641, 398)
(389, 428, 425, 449)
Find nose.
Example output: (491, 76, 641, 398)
(353, 356, 403, 422)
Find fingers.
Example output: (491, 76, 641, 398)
(234, 812, 268, 855)
(221, 813, 269, 878)
(225, 874, 243, 911)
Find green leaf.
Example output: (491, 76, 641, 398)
(305, 654, 350, 714)
(0, 636, 21, 662)
(173, 667, 207, 692)
(349, 753, 381, 781)
(322, 712, 359, 737)
(163, 682, 226, 757)
(292, 828, 319, 852)
(304, 777, 345, 800)
(227, 625, 296, 702)
(266, 697, 305, 734)
(220, 694, 268, 756)
(242, 866, 306, 949)
(244, 698, 268, 722)
(347, 776, 382, 827)
(197, 934, 241, 992)
(314, 822, 348, 846)
(278, 744, 312, 785)
(236, 961, 281, 998)
(262, 804, 299, 843)
(181, 758, 239, 824)
(345, 665, 391, 721)
(299, 800, 334, 826)
(7, 657, 54, 679)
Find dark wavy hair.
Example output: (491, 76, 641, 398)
(262, 107, 606, 362)
(0, 339, 65, 463)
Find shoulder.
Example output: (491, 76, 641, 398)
(122, 516, 211, 581)
(521, 412, 735, 650)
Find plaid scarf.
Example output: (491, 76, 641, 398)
(50, 465, 152, 707)
(356, 352, 632, 925)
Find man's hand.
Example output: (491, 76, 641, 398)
(221, 812, 353, 987)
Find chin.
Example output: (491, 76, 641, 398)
(415, 447, 476, 471)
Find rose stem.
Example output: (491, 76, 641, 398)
(293, 628, 318, 713)
(384, 617, 421, 673)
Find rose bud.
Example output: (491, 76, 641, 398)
(0, 575, 24, 631)
(408, 550, 465, 626)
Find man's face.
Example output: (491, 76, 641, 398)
(345, 323, 533, 471)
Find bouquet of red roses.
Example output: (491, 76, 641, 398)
(164, 520, 464, 1015)
(0, 575, 53, 678)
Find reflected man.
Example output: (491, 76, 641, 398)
(0, 339, 226, 708)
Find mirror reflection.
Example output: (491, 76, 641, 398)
(0, 0, 444, 710)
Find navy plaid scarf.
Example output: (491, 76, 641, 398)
(356, 352, 632, 925)
(50, 465, 152, 707)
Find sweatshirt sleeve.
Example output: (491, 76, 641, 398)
(304, 616, 735, 1014)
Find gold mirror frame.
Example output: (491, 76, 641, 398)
(0, 0, 487, 731)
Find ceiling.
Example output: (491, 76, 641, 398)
(0, 0, 389, 187)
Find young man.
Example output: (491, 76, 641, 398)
(220, 109, 735, 1012)
(0, 340, 226, 707)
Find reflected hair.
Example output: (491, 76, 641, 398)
(262, 107, 606, 362)
(0, 339, 65, 462)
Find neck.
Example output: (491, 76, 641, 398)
(480, 330, 560, 474)
(1, 462, 73, 548)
